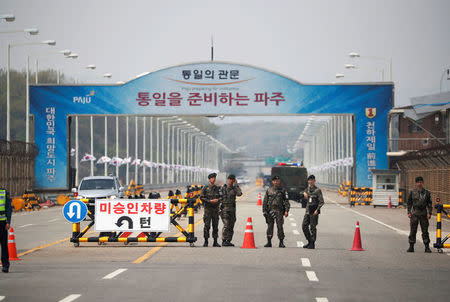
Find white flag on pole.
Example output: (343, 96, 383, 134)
(80, 153, 96, 162)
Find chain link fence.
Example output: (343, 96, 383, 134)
(393, 145, 450, 207)
(0, 140, 39, 197)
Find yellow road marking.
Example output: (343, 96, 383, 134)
(17, 231, 95, 257)
(133, 219, 204, 264)
(18, 237, 70, 257)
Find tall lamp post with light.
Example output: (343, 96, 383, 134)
(349, 52, 392, 81)
(6, 39, 56, 141)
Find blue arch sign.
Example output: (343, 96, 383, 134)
(62, 200, 88, 223)
(30, 62, 393, 189)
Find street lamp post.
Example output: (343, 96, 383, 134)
(349, 52, 392, 81)
(0, 14, 15, 22)
(7, 39, 56, 141)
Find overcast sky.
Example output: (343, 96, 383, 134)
(1, 0, 449, 107)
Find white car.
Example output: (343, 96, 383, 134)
(72, 176, 125, 200)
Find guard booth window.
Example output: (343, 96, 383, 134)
(376, 175, 396, 191)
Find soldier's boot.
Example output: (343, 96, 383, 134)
(264, 237, 272, 247)
(279, 240, 285, 248)
(407, 243, 414, 252)
(222, 240, 232, 247)
(213, 238, 221, 247)
(303, 242, 311, 248)
(203, 239, 208, 247)
(424, 244, 432, 253)
(307, 242, 315, 249)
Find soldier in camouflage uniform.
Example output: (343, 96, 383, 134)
(220, 174, 242, 247)
(407, 176, 432, 253)
(302, 175, 324, 250)
(200, 173, 222, 247)
(262, 175, 290, 248)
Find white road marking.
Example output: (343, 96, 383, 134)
(297, 241, 304, 247)
(19, 224, 33, 228)
(102, 268, 127, 280)
(306, 270, 319, 282)
(301, 258, 311, 267)
(48, 218, 59, 222)
(291, 223, 297, 227)
(293, 229, 300, 235)
(330, 199, 409, 236)
(316, 298, 329, 302)
(58, 294, 81, 302)
(0, 296, 5, 301)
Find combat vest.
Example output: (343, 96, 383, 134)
(0, 189, 6, 221)
(201, 185, 222, 208)
(267, 187, 288, 211)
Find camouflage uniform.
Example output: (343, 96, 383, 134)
(302, 185, 324, 244)
(407, 188, 432, 245)
(220, 183, 242, 243)
(263, 186, 290, 240)
(200, 184, 222, 240)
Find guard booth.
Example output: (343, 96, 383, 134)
(371, 169, 400, 207)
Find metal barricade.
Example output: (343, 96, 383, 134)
(70, 198, 198, 247)
(434, 199, 450, 253)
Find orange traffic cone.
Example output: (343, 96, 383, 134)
(388, 196, 392, 209)
(257, 193, 262, 206)
(241, 217, 256, 249)
(350, 221, 364, 251)
(8, 227, 21, 261)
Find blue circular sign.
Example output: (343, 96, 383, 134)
(62, 200, 88, 223)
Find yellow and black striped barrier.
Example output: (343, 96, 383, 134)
(349, 187, 373, 206)
(70, 198, 198, 247)
(433, 200, 450, 253)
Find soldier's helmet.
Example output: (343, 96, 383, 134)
(208, 173, 217, 179)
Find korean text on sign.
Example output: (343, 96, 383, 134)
(95, 199, 171, 232)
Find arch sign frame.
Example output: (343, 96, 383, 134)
(30, 61, 393, 190)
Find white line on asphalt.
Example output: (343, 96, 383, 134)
(306, 270, 319, 282)
(102, 268, 128, 280)
(58, 294, 81, 302)
(48, 218, 59, 222)
(291, 223, 297, 227)
(19, 224, 33, 228)
(296, 241, 304, 247)
(0, 296, 5, 301)
(301, 258, 311, 267)
(293, 230, 300, 235)
(316, 298, 329, 302)
(330, 200, 409, 236)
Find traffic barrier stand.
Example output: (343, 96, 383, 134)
(350, 221, 364, 251)
(8, 227, 20, 261)
(70, 198, 198, 247)
(241, 217, 256, 249)
(433, 198, 450, 253)
(257, 193, 262, 206)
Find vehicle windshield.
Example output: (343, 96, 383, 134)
(79, 179, 116, 190)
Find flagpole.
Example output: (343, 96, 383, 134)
(90, 116, 94, 176)
(104, 116, 108, 176)
(116, 116, 119, 178)
(75, 116, 79, 186)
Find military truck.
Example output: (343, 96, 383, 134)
(271, 163, 308, 207)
